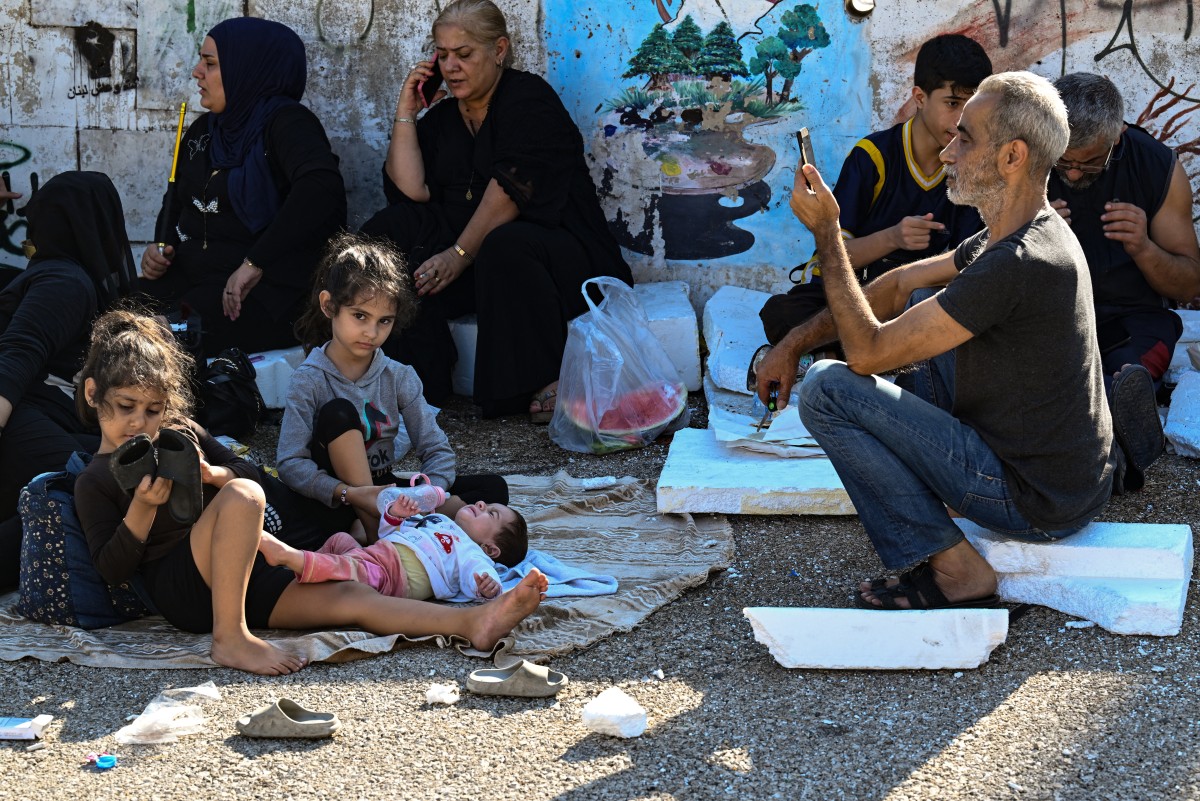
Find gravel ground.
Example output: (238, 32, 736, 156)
(2, 391, 1199, 801)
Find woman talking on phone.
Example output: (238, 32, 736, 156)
(361, 0, 631, 421)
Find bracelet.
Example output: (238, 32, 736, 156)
(393, 116, 415, 125)
(338, 485, 350, 506)
(244, 258, 262, 273)
(452, 243, 473, 262)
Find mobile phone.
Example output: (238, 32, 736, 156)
(796, 127, 815, 188)
(419, 53, 443, 108)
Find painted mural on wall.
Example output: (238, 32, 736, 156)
(546, 0, 870, 265)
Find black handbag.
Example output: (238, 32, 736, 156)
(196, 348, 265, 439)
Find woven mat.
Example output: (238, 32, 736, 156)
(0, 472, 733, 669)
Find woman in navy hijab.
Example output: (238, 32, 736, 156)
(139, 17, 346, 357)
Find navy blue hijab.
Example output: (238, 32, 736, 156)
(206, 17, 306, 234)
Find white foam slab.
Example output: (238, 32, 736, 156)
(702, 285, 773, 395)
(958, 519, 1192, 636)
(744, 607, 1009, 669)
(245, 346, 305, 410)
(1166, 370, 1200, 458)
(656, 428, 852, 515)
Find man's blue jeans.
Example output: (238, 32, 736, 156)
(798, 359, 1086, 569)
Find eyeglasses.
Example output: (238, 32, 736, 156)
(1054, 142, 1116, 175)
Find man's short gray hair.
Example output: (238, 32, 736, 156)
(977, 71, 1070, 178)
(1053, 72, 1125, 149)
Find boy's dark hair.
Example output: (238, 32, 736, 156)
(493, 508, 529, 567)
(914, 34, 992, 96)
(76, 307, 195, 427)
(293, 231, 418, 353)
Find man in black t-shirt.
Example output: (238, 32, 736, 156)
(761, 72, 1124, 611)
(1048, 73, 1200, 390)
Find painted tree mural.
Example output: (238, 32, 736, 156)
(693, 21, 749, 80)
(624, 23, 686, 89)
(671, 15, 704, 73)
(776, 4, 831, 103)
(749, 36, 797, 105)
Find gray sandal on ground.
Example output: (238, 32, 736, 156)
(235, 699, 342, 738)
(467, 659, 568, 697)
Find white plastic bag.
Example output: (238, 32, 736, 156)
(549, 277, 688, 453)
(113, 682, 220, 744)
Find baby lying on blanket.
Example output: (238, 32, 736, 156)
(259, 488, 528, 603)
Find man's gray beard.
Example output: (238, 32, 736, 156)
(947, 180, 1005, 222)
(1059, 171, 1101, 191)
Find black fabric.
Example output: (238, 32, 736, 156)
(205, 17, 307, 234)
(144, 103, 345, 356)
(0, 172, 132, 585)
(364, 68, 631, 411)
(1047, 124, 1175, 312)
(760, 278, 834, 347)
(195, 348, 265, 439)
(25, 171, 137, 310)
(140, 532, 292, 632)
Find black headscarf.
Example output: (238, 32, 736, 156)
(25, 171, 136, 311)
(206, 17, 307, 234)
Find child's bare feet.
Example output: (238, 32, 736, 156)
(465, 568, 547, 651)
(211, 632, 307, 676)
(258, 532, 302, 573)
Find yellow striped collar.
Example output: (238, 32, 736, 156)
(902, 118, 946, 190)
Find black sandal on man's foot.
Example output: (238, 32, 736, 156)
(855, 562, 1001, 610)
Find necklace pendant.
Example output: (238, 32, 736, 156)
(202, 242, 208, 250)
(465, 188, 473, 200)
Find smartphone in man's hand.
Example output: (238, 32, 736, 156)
(796, 127, 815, 189)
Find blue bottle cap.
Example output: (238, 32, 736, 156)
(95, 754, 117, 770)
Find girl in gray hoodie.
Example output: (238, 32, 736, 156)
(277, 233, 506, 543)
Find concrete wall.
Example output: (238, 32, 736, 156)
(3, 0, 1199, 311)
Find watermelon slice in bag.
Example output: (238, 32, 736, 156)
(560, 380, 689, 454)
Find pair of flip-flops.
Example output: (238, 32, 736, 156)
(855, 562, 1001, 611)
(1109, 363, 1166, 493)
(236, 699, 341, 739)
(467, 659, 568, 697)
(109, 430, 203, 525)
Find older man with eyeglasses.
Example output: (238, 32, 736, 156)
(1048, 73, 1199, 489)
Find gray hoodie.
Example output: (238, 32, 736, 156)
(276, 345, 455, 507)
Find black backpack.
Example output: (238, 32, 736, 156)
(196, 348, 265, 440)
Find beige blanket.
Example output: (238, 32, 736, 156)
(0, 472, 733, 669)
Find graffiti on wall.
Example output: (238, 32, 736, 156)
(68, 21, 138, 99)
(0, 144, 34, 257)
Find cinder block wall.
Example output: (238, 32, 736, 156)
(3, 0, 1198, 312)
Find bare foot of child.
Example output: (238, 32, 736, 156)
(258, 531, 303, 573)
(211, 632, 307, 676)
(465, 568, 548, 651)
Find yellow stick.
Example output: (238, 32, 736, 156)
(158, 102, 187, 250)
(168, 101, 187, 183)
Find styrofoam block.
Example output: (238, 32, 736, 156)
(446, 282, 701, 397)
(958, 519, 1192, 636)
(656, 428, 853, 515)
(994, 575, 1186, 636)
(1165, 310, 1199, 383)
(581, 688, 647, 738)
(744, 607, 1008, 670)
(957, 520, 1192, 581)
(1165, 370, 1200, 458)
(633, 280, 700, 391)
(448, 314, 478, 398)
(247, 346, 305, 409)
(702, 285, 772, 395)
